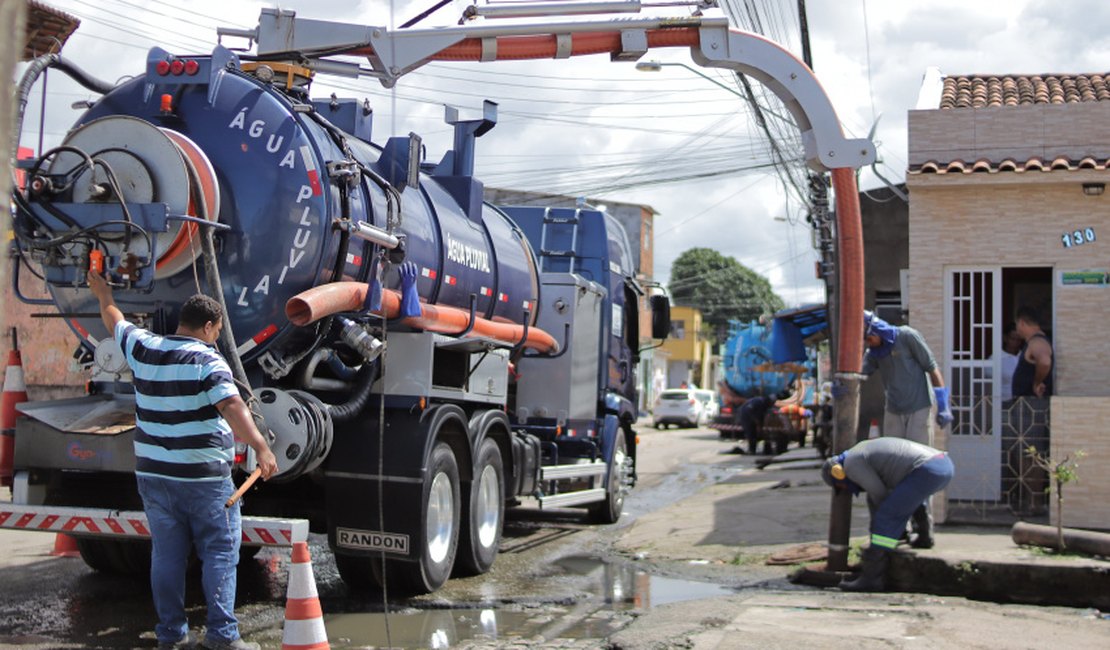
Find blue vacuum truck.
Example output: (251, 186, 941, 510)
(5, 44, 669, 594)
(711, 305, 830, 456)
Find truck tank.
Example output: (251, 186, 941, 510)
(8, 44, 661, 596)
(18, 47, 540, 372)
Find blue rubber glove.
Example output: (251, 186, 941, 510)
(366, 277, 383, 313)
(399, 261, 422, 318)
(934, 386, 953, 427)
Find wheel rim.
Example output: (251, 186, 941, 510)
(611, 441, 627, 507)
(475, 464, 501, 548)
(427, 471, 455, 564)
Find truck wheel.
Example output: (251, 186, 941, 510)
(388, 442, 461, 594)
(588, 432, 628, 524)
(76, 538, 151, 576)
(455, 439, 504, 576)
(76, 538, 119, 573)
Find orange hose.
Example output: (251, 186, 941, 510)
(347, 28, 699, 62)
(831, 168, 864, 375)
(285, 282, 559, 354)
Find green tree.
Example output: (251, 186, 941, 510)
(668, 248, 784, 344)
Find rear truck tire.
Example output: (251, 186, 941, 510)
(76, 538, 151, 576)
(381, 442, 461, 595)
(455, 439, 504, 576)
(589, 431, 628, 524)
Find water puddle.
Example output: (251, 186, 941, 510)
(321, 555, 735, 648)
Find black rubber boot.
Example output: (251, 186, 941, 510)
(910, 504, 935, 549)
(839, 545, 889, 592)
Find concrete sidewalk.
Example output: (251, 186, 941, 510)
(615, 446, 1110, 611)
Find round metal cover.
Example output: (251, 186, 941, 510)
(256, 387, 314, 481)
(92, 338, 129, 375)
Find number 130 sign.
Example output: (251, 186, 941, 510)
(1062, 227, 1096, 248)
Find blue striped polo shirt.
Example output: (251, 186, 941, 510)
(116, 320, 239, 481)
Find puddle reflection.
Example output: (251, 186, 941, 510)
(554, 555, 735, 609)
(321, 555, 734, 648)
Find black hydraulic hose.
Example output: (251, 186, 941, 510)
(14, 54, 114, 160)
(325, 361, 377, 422)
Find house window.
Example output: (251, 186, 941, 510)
(669, 320, 685, 340)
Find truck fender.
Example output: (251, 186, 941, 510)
(418, 403, 471, 476)
(604, 392, 638, 424)
(465, 409, 511, 481)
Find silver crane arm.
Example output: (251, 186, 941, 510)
(219, 6, 875, 172)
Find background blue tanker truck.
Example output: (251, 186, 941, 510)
(5, 43, 669, 594)
(711, 305, 831, 457)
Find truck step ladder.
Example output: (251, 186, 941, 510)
(535, 461, 608, 508)
(538, 207, 581, 273)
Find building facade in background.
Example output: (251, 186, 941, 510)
(908, 71, 1110, 529)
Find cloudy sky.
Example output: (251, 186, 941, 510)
(18, 0, 1110, 310)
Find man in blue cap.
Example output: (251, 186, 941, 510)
(862, 311, 952, 447)
(821, 437, 954, 591)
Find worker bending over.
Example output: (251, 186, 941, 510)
(820, 437, 954, 592)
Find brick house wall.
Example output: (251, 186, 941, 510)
(908, 100, 1110, 529)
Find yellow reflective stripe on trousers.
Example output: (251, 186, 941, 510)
(871, 533, 899, 549)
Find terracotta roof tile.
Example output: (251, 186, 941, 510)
(909, 155, 1110, 175)
(23, 0, 80, 60)
(940, 73, 1110, 109)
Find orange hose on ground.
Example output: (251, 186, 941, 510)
(285, 282, 559, 354)
(830, 167, 864, 375)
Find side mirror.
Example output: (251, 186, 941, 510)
(650, 295, 671, 340)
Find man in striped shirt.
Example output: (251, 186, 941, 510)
(89, 270, 277, 650)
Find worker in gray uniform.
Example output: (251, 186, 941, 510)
(821, 437, 954, 592)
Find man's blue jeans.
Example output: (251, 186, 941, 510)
(137, 475, 242, 644)
(870, 454, 954, 548)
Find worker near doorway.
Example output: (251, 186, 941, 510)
(861, 311, 952, 447)
(821, 437, 954, 592)
(1012, 306, 1054, 398)
(1007, 305, 1054, 515)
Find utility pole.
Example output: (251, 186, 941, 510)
(797, 0, 813, 69)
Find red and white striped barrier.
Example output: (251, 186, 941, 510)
(0, 504, 309, 546)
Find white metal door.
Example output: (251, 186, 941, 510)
(945, 269, 1001, 500)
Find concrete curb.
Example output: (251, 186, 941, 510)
(891, 551, 1110, 610)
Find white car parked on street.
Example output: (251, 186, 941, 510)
(694, 389, 720, 421)
(653, 389, 706, 429)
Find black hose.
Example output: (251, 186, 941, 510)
(14, 55, 114, 161)
(325, 361, 377, 422)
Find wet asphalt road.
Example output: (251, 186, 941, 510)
(0, 422, 742, 649)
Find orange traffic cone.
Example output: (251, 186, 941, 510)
(282, 541, 329, 650)
(51, 533, 81, 558)
(1, 329, 29, 488)
(868, 419, 880, 439)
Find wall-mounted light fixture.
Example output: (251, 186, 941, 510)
(1082, 182, 1105, 196)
